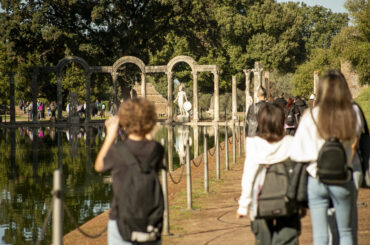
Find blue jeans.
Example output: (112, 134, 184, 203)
(108, 219, 161, 245)
(308, 177, 355, 245)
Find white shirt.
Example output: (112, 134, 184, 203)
(238, 136, 293, 220)
(290, 106, 363, 178)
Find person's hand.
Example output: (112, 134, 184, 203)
(236, 211, 246, 219)
(299, 207, 307, 218)
(104, 116, 119, 141)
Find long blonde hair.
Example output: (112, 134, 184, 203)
(316, 70, 356, 140)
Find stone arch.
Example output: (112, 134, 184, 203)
(56, 56, 90, 75)
(55, 56, 91, 121)
(112, 56, 146, 74)
(166, 56, 198, 122)
(111, 56, 147, 103)
(167, 55, 197, 73)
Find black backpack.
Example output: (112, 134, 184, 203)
(310, 109, 352, 185)
(116, 142, 164, 242)
(285, 107, 296, 127)
(256, 161, 307, 219)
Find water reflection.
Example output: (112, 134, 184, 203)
(0, 124, 227, 245)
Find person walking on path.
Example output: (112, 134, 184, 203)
(274, 92, 287, 108)
(293, 96, 308, 123)
(290, 70, 363, 245)
(237, 103, 305, 245)
(285, 98, 298, 136)
(246, 87, 267, 136)
(95, 98, 165, 245)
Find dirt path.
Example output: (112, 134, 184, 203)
(63, 138, 370, 245)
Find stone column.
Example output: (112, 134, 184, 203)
(314, 70, 319, 95)
(141, 73, 146, 98)
(167, 71, 173, 123)
(243, 69, 253, 114)
(57, 128, 63, 170)
(264, 71, 270, 97)
(111, 72, 119, 111)
(192, 71, 198, 122)
(9, 72, 15, 123)
(215, 124, 220, 179)
(85, 72, 91, 122)
(167, 126, 174, 172)
(232, 75, 237, 120)
(252, 62, 263, 103)
(57, 72, 63, 120)
(193, 125, 199, 157)
(32, 68, 39, 122)
(213, 71, 220, 122)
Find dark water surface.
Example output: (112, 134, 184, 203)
(0, 124, 224, 244)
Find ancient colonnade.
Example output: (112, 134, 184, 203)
(23, 55, 220, 123)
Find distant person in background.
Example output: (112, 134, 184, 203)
(19, 99, 24, 111)
(267, 95, 275, 103)
(66, 103, 70, 117)
(285, 98, 297, 136)
(246, 87, 267, 136)
(101, 102, 106, 118)
(274, 92, 287, 108)
(309, 94, 316, 108)
(294, 96, 308, 123)
(50, 101, 57, 119)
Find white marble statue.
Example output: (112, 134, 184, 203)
(174, 84, 188, 116)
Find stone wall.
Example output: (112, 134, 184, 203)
(132, 82, 167, 116)
(341, 61, 364, 98)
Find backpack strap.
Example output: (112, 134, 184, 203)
(310, 108, 324, 137)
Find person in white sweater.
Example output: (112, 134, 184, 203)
(290, 70, 363, 245)
(237, 103, 303, 245)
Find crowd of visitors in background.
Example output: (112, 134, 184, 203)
(15, 99, 114, 120)
(242, 70, 368, 245)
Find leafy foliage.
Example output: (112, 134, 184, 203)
(0, 0, 350, 103)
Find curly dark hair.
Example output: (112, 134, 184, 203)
(119, 98, 157, 137)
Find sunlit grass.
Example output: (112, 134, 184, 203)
(355, 86, 370, 123)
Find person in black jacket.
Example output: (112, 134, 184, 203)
(246, 87, 267, 136)
(293, 96, 308, 123)
(274, 92, 287, 108)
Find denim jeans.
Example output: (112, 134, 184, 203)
(308, 176, 355, 245)
(108, 219, 161, 245)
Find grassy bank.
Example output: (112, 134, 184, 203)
(355, 86, 370, 123)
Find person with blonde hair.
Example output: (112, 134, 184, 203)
(290, 70, 364, 245)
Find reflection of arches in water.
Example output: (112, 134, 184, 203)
(175, 126, 192, 165)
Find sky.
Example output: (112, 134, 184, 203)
(276, 0, 348, 13)
(0, 1, 349, 14)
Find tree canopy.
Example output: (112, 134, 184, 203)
(0, 0, 350, 103)
(292, 0, 369, 98)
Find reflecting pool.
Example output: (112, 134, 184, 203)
(0, 124, 230, 244)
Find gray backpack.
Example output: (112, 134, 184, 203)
(256, 161, 307, 219)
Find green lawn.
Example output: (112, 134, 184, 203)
(355, 86, 370, 124)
